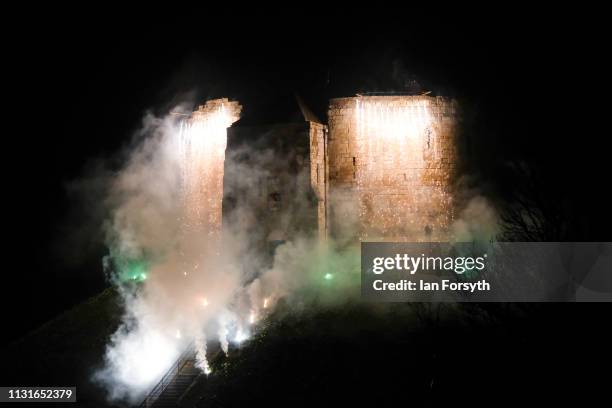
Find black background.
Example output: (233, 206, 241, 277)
(2, 8, 607, 345)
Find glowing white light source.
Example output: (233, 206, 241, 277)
(218, 322, 229, 354)
(105, 329, 179, 392)
(248, 310, 256, 325)
(194, 336, 212, 375)
(234, 328, 249, 344)
(263, 298, 269, 309)
(355, 99, 431, 144)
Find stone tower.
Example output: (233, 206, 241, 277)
(322, 95, 458, 243)
(180, 98, 242, 265)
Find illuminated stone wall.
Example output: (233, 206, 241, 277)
(309, 122, 328, 241)
(326, 95, 457, 242)
(180, 98, 241, 263)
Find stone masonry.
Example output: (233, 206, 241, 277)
(325, 95, 457, 242)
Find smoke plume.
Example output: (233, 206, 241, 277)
(92, 100, 498, 404)
(93, 106, 359, 404)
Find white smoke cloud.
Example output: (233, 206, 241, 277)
(92, 101, 495, 405)
(451, 195, 500, 243)
(93, 106, 360, 404)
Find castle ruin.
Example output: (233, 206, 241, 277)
(221, 95, 458, 248)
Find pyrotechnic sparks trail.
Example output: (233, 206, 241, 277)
(233, 328, 248, 344)
(355, 98, 432, 145)
(178, 99, 242, 268)
(174, 99, 242, 372)
(98, 99, 247, 402)
(99, 96, 361, 404)
(218, 321, 229, 354)
(351, 96, 454, 240)
(195, 336, 212, 375)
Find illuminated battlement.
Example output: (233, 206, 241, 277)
(190, 98, 242, 126)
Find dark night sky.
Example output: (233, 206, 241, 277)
(3, 10, 605, 344)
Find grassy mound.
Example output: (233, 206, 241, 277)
(189, 302, 611, 407)
(1, 287, 123, 407)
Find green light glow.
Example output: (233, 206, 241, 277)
(108, 252, 149, 283)
(123, 260, 148, 282)
(324, 273, 333, 280)
(130, 269, 147, 282)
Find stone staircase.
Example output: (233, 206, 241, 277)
(139, 344, 200, 408)
(150, 359, 199, 407)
